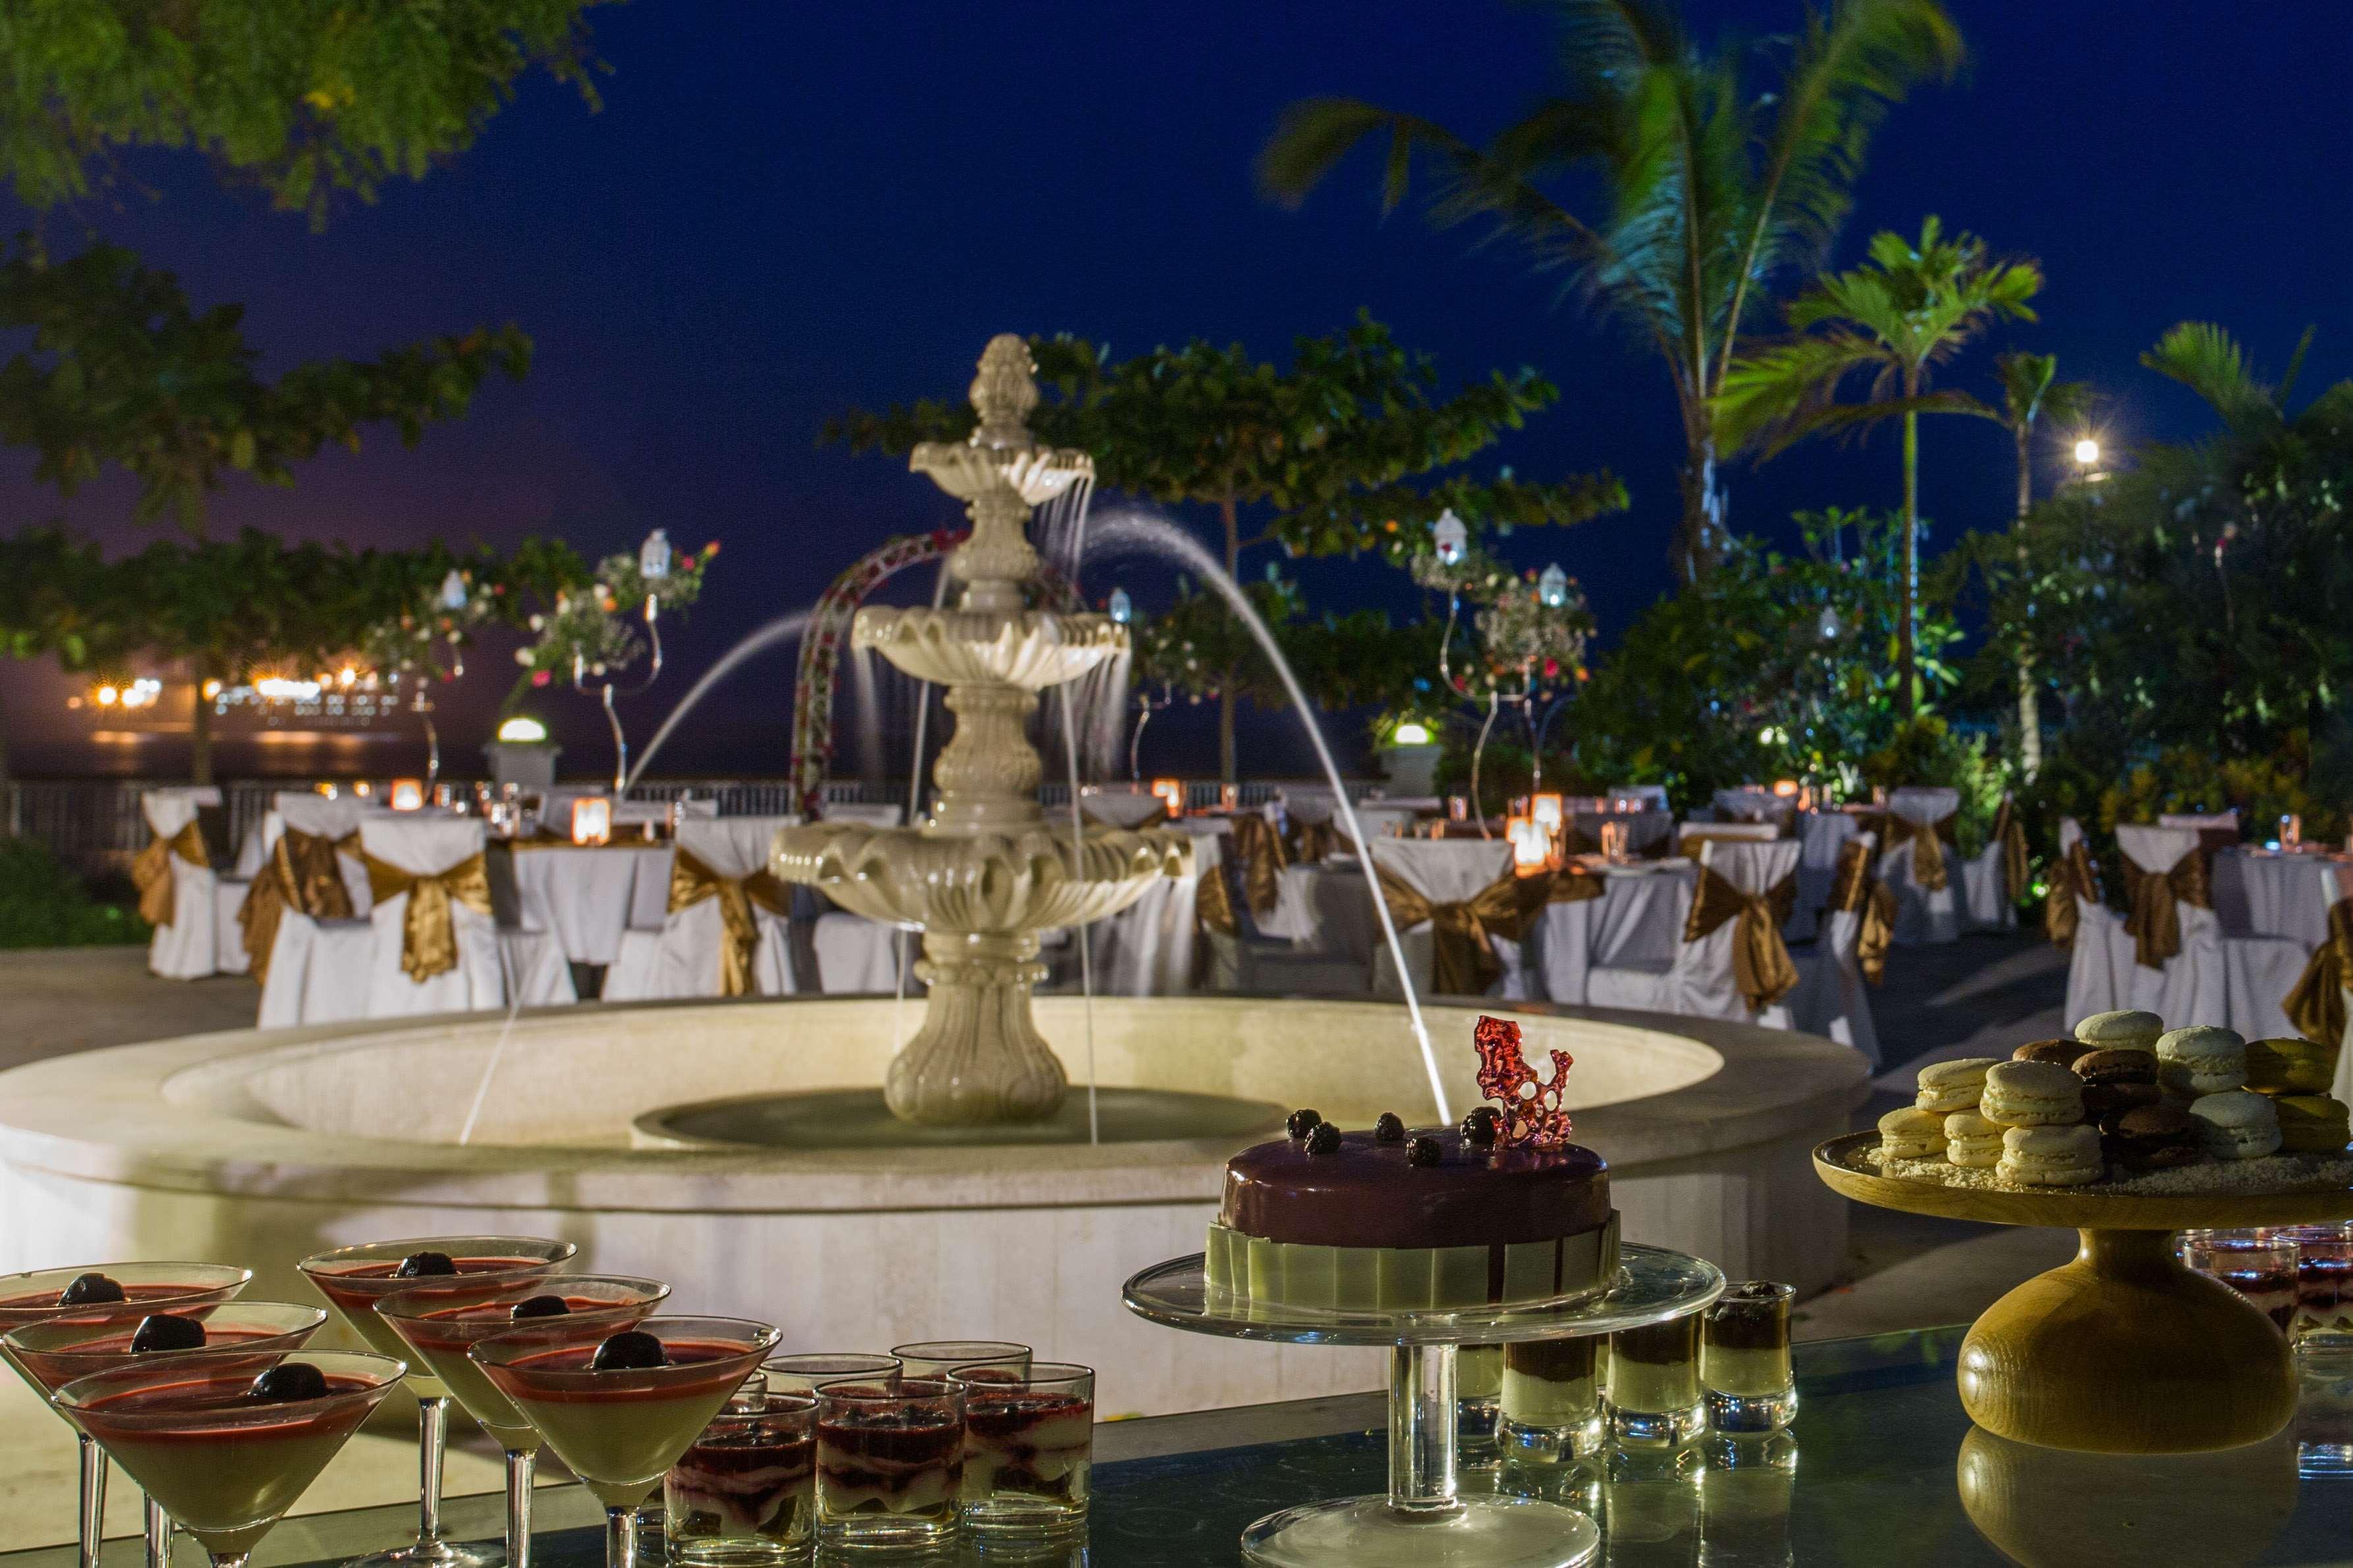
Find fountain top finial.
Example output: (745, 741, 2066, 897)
(969, 335, 1039, 452)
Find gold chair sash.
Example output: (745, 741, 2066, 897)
(1864, 810, 1958, 894)
(1682, 863, 1801, 1012)
(1990, 798, 2030, 898)
(2042, 840, 2101, 952)
(2284, 898, 2353, 1050)
(1288, 819, 1337, 864)
(240, 827, 360, 983)
(2118, 847, 2212, 971)
(1228, 814, 1288, 917)
(1824, 838, 1896, 987)
(130, 817, 215, 928)
(1373, 865, 1553, 996)
(667, 847, 792, 998)
(364, 852, 494, 983)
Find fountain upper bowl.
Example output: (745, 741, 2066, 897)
(854, 606, 1126, 689)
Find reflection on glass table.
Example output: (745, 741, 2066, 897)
(5, 1328, 2353, 1567)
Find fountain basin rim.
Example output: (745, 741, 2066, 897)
(0, 998, 1867, 1217)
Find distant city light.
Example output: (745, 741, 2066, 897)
(95, 685, 117, 706)
(497, 716, 549, 743)
(255, 677, 323, 701)
(1392, 721, 1433, 746)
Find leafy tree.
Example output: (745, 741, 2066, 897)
(0, 1, 606, 223)
(1258, 0, 1962, 581)
(828, 315, 1623, 778)
(1715, 217, 2040, 713)
(0, 527, 135, 796)
(0, 238, 530, 528)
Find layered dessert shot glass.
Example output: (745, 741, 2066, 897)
(664, 1375, 817, 1563)
(2180, 1230, 2298, 1332)
(1702, 1282, 1796, 1432)
(815, 1377, 966, 1550)
(889, 1340, 1030, 1380)
(2264, 1223, 2353, 1338)
(763, 1353, 902, 1395)
(1607, 1314, 1705, 1446)
(951, 1362, 1093, 1538)
(1499, 1339, 1604, 1459)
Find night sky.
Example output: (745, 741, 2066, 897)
(6, 1, 2347, 782)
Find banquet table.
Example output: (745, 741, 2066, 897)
(2212, 846, 2352, 946)
(24, 1326, 2353, 1565)
(489, 839, 674, 966)
(1536, 857, 1696, 1005)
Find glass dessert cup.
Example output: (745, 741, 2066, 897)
(55, 1349, 406, 1568)
(761, 1352, 902, 1395)
(472, 1314, 780, 1568)
(2179, 1231, 2299, 1332)
(1499, 1339, 1603, 1460)
(950, 1362, 1093, 1540)
(1607, 1314, 1705, 1446)
(814, 1377, 967, 1552)
(298, 1235, 577, 1568)
(889, 1339, 1031, 1380)
(1124, 1244, 1722, 1568)
(1701, 1282, 1796, 1432)
(664, 1376, 817, 1563)
(0, 1262, 253, 1568)
(2262, 1222, 2353, 1339)
(377, 1274, 669, 1568)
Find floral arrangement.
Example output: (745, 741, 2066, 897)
(357, 569, 503, 685)
(513, 539, 716, 688)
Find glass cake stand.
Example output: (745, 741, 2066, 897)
(1122, 1243, 1723, 1568)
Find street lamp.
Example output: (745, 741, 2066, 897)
(2073, 437, 2100, 469)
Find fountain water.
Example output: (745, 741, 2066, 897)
(771, 337, 1188, 1126)
(1087, 507, 1451, 1123)
(624, 609, 814, 792)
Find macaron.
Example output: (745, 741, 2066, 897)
(2157, 1026, 2249, 1099)
(2273, 1095, 2352, 1154)
(2075, 1010, 2164, 1054)
(1998, 1124, 2104, 1187)
(1980, 1061, 2086, 1127)
(1916, 1057, 2000, 1115)
(2188, 1090, 2283, 1160)
(2107, 1106, 2201, 1169)
(2014, 1039, 2087, 1067)
(1877, 1106, 1949, 1160)
(1943, 1112, 2006, 1169)
(2074, 1049, 2157, 1088)
(2084, 1080, 2163, 1126)
(2245, 1037, 2337, 1097)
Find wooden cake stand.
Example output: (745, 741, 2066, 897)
(1814, 1130, 2353, 1453)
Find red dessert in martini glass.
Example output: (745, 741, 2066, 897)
(0, 1262, 250, 1568)
(377, 1276, 670, 1568)
(474, 1315, 779, 1568)
(57, 1349, 406, 1568)
(298, 1236, 575, 1568)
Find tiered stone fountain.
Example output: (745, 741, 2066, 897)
(769, 335, 1189, 1125)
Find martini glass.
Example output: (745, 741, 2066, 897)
(473, 1314, 781, 1568)
(378, 1276, 671, 1568)
(0, 1262, 252, 1568)
(56, 1349, 406, 1568)
(298, 1236, 576, 1568)
(6, 1303, 327, 1568)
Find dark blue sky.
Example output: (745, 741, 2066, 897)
(9, 1, 2348, 779)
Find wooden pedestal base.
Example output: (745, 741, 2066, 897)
(1958, 1229, 2295, 1453)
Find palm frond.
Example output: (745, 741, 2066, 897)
(1993, 350, 2057, 427)
(2279, 323, 2316, 409)
(1712, 331, 1889, 455)
(2142, 321, 2275, 428)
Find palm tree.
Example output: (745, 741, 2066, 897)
(1989, 351, 2092, 776)
(1258, 0, 1963, 583)
(1715, 217, 2040, 713)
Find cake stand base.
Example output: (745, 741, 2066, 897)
(1958, 1228, 2295, 1453)
(1242, 1494, 1598, 1568)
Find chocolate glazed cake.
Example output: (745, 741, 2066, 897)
(1204, 1115, 1620, 1311)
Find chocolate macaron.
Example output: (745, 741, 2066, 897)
(2014, 1039, 2088, 1067)
(2108, 1106, 2200, 1169)
(2075, 1048, 2158, 1087)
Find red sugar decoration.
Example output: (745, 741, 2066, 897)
(1472, 1015, 1574, 1149)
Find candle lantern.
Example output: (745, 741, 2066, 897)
(389, 778, 426, 812)
(570, 796, 613, 846)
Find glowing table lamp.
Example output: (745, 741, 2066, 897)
(1772, 780, 1799, 799)
(570, 796, 613, 846)
(1507, 815, 1551, 875)
(1151, 778, 1184, 819)
(388, 778, 426, 812)
(1531, 793, 1564, 832)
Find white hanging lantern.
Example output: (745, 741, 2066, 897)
(1433, 509, 1468, 566)
(640, 528, 674, 582)
(1817, 607, 1842, 641)
(437, 569, 468, 610)
(1107, 587, 1132, 625)
(1538, 562, 1569, 608)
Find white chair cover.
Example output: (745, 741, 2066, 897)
(1078, 792, 1171, 829)
(811, 913, 907, 993)
(605, 817, 797, 1000)
(1790, 811, 1860, 944)
(1681, 821, 1779, 842)
(142, 788, 224, 980)
(2057, 817, 2132, 1029)
(1589, 840, 1803, 1026)
(1095, 834, 1210, 995)
(254, 794, 377, 1029)
(1786, 832, 1881, 1066)
(2115, 823, 2227, 1026)
(1958, 846, 2016, 931)
(1711, 788, 1794, 826)
(360, 818, 572, 1015)
(819, 801, 904, 828)
(1881, 787, 1962, 946)
(1367, 839, 1527, 1000)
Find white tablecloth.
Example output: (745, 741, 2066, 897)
(1260, 858, 1381, 965)
(500, 843, 674, 965)
(2212, 849, 2348, 946)
(1534, 860, 1697, 1004)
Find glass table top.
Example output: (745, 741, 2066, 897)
(11, 1326, 2353, 1566)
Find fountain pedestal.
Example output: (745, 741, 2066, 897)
(772, 335, 1186, 1126)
